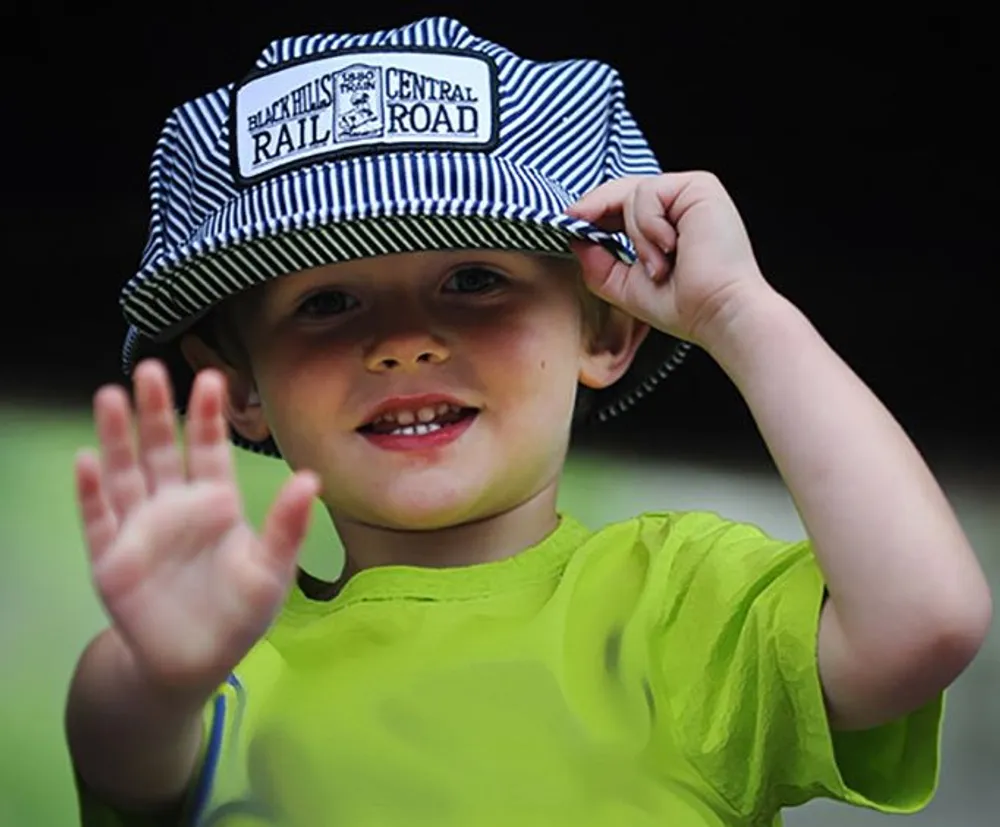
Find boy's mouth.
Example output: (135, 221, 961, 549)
(359, 403, 478, 436)
(357, 395, 480, 448)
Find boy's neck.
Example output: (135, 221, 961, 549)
(331, 480, 562, 578)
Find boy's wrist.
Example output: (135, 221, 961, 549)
(695, 284, 804, 374)
(97, 627, 212, 722)
(69, 628, 208, 808)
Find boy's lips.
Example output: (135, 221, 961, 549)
(358, 393, 478, 430)
(356, 394, 480, 452)
(359, 413, 478, 451)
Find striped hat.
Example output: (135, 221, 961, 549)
(121, 16, 691, 457)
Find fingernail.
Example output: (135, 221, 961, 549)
(642, 259, 656, 279)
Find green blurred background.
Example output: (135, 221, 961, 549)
(1, 405, 996, 826)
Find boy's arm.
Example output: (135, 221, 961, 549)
(66, 627, 205, 813)
(570, 172, 992, 732)
(68, 363, 319, 818)
(702, 287, 991, 730)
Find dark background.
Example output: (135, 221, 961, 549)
(1, 4, 994, 465)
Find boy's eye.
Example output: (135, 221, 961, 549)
(296, 290, 359, 318)
(443, 266, 505, 294)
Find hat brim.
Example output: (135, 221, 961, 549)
(121, 213, 691, 458)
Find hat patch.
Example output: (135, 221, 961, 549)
(233, 49, 498, 184)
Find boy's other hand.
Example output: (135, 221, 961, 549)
(74, 361, 320, 708)
(568, 172, 775, 349)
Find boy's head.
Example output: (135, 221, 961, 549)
(119, 16, 690, 527)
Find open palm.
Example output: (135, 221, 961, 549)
(75, 361, 319, 704)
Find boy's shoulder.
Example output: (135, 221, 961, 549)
(579, 508, 809, 570)
(546, 509, 820, 634)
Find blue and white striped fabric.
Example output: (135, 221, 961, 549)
(121, 16, 690, 454)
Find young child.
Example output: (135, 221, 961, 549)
(66, 16, 991, 827)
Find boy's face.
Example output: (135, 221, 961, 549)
(195, 250, 642, 531)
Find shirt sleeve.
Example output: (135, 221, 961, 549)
(644, 511, 944, 822)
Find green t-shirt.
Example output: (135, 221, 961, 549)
(77, 511, 943, 826)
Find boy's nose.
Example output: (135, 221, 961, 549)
(364, 332, 450, 373)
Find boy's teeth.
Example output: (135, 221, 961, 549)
(369, 404, 476, 436)
(391, 423, 442, 436)
(374, 403, 464, 427)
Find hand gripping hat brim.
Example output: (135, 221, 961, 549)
(120, 16, 691, 457)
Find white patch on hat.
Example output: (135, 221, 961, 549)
(232, 49, 498, 183)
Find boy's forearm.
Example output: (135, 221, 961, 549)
(66, 627, 206, 812)
(702, 287, 990, 717)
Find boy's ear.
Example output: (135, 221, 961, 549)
(179, 334, 271, 444)
(578, 308, 649, 390)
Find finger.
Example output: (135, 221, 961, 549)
(218, 473, 319, 628)
(570, 240, 619, 298)
(566, 176, 646, 230)
(134, 360, 184, 492)
(94, 384, 148, 520)
(259, 471, 321, 576)
(573, 242, 667, 328)
(97, 481, 241, 600)
(75, 449, 119, 565)
(622, 186, 672, 282)
(573, 242, 635, 307)
(631, 179, 679, 281)
(185, 369, 236, 484)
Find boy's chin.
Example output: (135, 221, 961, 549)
(362, 498, 486, 532)
(351, 480, 498, 532)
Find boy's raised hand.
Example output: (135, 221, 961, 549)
(75, 360, 319, 707)
(568, 172, 774, 348)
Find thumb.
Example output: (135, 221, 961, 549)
(571, 240, 647, 311)
(571, 241, 625, 302)
(260, 471, 321, 576)
(571, 240, 675, 334)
